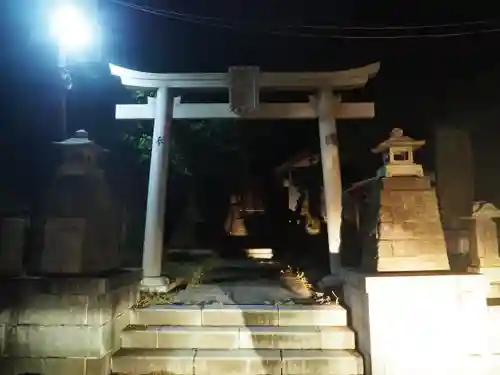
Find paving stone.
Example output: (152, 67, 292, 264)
(111, 348, 195, 375)
(132, 305, 202, 326)
(278, 304, 348, 326)
(202, 304, 279, 326)
(282, 349, 363, 375)
(194, 349, 282, 375)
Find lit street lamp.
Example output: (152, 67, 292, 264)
(48, 0, 99, 139)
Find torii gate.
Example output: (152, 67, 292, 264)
(110, 62, 380, 291)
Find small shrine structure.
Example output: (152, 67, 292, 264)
(110, 62, 380, 291)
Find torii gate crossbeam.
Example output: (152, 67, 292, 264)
(110, 62, 380, 292)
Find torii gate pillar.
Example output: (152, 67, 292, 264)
(141, 87, 172, 292)
(317, 89, 343, 278)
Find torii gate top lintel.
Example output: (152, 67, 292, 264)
(109, 62, 380, 90)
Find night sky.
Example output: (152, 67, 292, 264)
(2, 0, 500, 196)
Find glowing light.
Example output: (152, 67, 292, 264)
(50, 4, 93, 52)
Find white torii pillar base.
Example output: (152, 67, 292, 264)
(140, 86, 172, 293)
(317, 89, 343, 286)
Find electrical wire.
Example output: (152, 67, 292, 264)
(109, 0, 500, 39)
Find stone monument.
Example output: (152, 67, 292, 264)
(467, 201, 500, 298)
(361, 128, 449, 272)
(40, 129, 120, 274)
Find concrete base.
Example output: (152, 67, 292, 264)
(343, 270, 490, 375)
(140, 276, 170, 293)
(0, 269, 141, 375)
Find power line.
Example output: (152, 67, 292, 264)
(110, 0, 500, 39)
(111, 0, 499, 31)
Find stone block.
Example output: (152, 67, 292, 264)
(157, 326, 239, 350)
(281, 349, 363, 375)
(0, 271, 139, 375)
(194, 349, 281, 375)
(381, 176, 430, 191)
(344, 270, 490, 375)
(112, 348, 195, 375)
(377, 255, 450, 272)
(239, 326, 323, 350)
(17, 293, 89, 325)
(201, 305, 278, 326)
(0, 218, 26, 276)
(5, 324, 110, 357)
(277, 305, 347, 326)
(0, 356, 110, 375)
(121, 326, 158, 349)
(132, 305, 202, 326)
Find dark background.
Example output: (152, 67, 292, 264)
(2, 0, 500, 258)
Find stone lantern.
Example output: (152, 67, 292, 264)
(40, 130, 120, 274)
(358, 127, 449, 272)
(53, 129, 106, 176)
(372, 127, 425, 178)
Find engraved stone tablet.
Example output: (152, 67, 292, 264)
(229, 66, 260, 115)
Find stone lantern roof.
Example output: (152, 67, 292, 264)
(53, 129, 107, 153)
(372, 128, 425, 155)
(372, 128, 426, 178)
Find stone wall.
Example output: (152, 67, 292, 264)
(343, 176, 449, 272)
(0, 270, 140, 375)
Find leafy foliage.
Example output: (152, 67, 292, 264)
(121, 90, 250, 182)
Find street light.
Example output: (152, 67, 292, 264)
(48, 0, 98, 139)
(50, 4, 94, 60)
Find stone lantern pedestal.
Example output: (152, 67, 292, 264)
(466, 202, 500, 298)
(40, 129, 120, 274)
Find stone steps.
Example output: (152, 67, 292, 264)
(111, 348, 363, 375)
(131, 304, 348, 327)
(122, 325, 355, 350)
(113, 304, 361, 374)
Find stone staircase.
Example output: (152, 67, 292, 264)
(111, 303, 363, 375)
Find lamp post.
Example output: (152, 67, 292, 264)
(49, 1, 97, 139)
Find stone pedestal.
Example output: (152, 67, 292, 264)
(343, 270, 493, 375)
(361, 177, 449, 272)
(467, 202, 500, 298)
(0, 270, 140, 375)
(0, 218, 27, 275)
